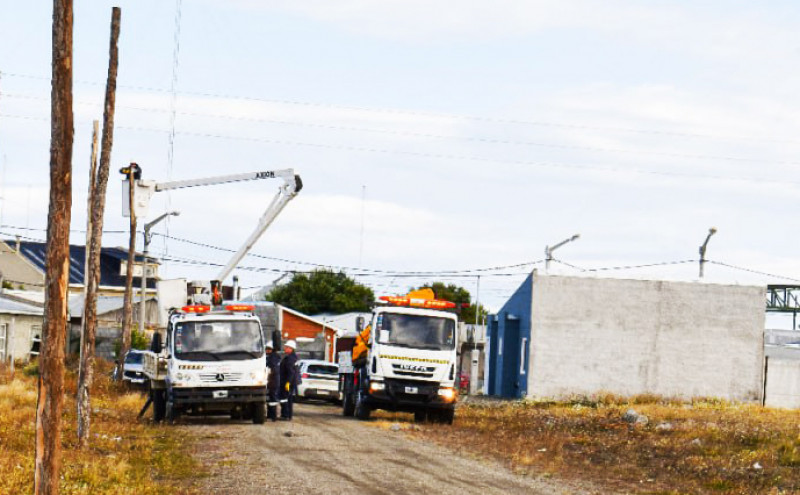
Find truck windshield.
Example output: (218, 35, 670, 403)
(174, 320, 263, 361)
(377, 313, 455, 350)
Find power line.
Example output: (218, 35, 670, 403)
(151, 232, 544, 275)
(3, 71, 800, 146)
(3, 92, 800, 167)
(3, 109, 800, 186)
(707, 260, 800, 284)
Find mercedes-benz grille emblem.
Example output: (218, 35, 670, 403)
(215, 373, 225, 382)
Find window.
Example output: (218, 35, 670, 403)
(30, 326, 41, 359)
(0, 323, 7, 362)
(307, 364, 338, 376)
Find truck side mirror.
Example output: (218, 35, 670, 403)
(356, 316, 364, 333)
(150, 332, 163, 354)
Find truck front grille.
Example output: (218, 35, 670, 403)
(198, 373, 244, 383)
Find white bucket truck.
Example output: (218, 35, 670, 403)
(134, 168, 301, 423)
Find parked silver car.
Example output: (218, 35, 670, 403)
(121, 349, 146, 386)
(295, 359, 339, 402)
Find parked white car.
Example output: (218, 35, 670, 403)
(121, 349, 146, 386)
(295, 359, 339, 402)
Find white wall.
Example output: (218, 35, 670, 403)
(765, 358, 800, 409)
(528, 275, 765, 402)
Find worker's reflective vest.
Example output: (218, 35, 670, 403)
(352, 324, 371, 366)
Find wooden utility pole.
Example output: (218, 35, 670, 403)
(119, 168, 135, 372)
(35, 0, 73, 493)
(77, 121, 98, 446)
(77, 6, 120, 445)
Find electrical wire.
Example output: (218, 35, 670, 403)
(3, 71, 799, 146)
(4, 92, 798, 166)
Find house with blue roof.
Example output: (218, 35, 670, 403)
(0, 238, 157, 296)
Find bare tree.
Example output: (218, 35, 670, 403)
(77, 6, 120, 446)
(34, 1, 73, 493)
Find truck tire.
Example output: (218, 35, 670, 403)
(166, 400, 180, 423)
(152, 389, 166, 423)
(251, 402, 266, 424)
(440, 408, 455, 425)
(354, 392, 371, 420)
(342, 391, 355, 417)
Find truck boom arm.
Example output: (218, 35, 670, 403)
(125, 168, 302, 285)
(214, 173, 302, 282)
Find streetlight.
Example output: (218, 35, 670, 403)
(545, 234, 580, 272)
(698, 227, 717, 279)
(139, 210, 179, 333)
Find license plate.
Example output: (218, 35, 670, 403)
(404, 386, 418, 394)
(212, 390, 228, 399)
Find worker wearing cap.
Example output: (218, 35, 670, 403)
(279, 340, 298, 420)
(265, 341, 281, 422)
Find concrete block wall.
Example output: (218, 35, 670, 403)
(765, 358, 800, 409)
(528, 275, 765, 402)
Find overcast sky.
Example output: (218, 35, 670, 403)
(1, 1, 799, 319)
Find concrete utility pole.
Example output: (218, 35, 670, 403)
(139, 211, 179, 334)
(698, 227, 717, 279)
(545, 234, 580, 272)
(77, 4, 121, 445)
(35, 0, 73, 492)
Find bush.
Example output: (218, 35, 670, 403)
(113, 327, 149, 359)
(22, 361, 39, 377)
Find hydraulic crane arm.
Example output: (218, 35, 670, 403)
(214, 172, 302, 282)
(125, 168, 303, 284)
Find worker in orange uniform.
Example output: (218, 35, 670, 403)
(352, 324, 371, 367)
(279, 340, 298, 420)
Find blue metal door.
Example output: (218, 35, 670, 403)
(501, 316, 520, 398)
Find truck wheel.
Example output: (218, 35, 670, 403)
(342, 391, 355, 417)
(251, 402, 266, 424)
(354, 392, 371, 420)
(414, 410, 427, 423)
(440, 408, 455, 425)
(152, 389, 166, 423)
(166, 400, 180, 423)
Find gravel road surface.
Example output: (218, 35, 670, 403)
(185, 402, 605, 495)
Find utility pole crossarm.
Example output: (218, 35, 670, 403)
(153, 169, 296, 192)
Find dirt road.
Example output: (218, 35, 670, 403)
(186, 402, 603, 495)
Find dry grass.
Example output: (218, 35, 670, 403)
(0, 359, 201, 494)
(400, 395, 800, 494)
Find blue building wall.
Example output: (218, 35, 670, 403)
(487, 273, 533, 398)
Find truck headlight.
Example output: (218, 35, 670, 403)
(250, 370, 267, 384)
(369, 381, 385, 392)
(437, 387, 456, 401)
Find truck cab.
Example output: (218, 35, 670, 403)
(340, 293, 459, 423)
(145, 304, 269, 423)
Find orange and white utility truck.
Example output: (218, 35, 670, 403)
(339, 289, 459, 424)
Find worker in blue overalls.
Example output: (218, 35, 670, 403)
(265, 340, 281, 422)
(279, 340, 298, 420)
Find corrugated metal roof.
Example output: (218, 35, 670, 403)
(13, 241, 155, 288)
(0, 296, 43, 315)
(68, 293, 155, 318)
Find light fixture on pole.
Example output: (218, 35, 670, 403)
(545, 234, 580, 272)
(139, 210, 180, 333)
(698, 227, 717, 279)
